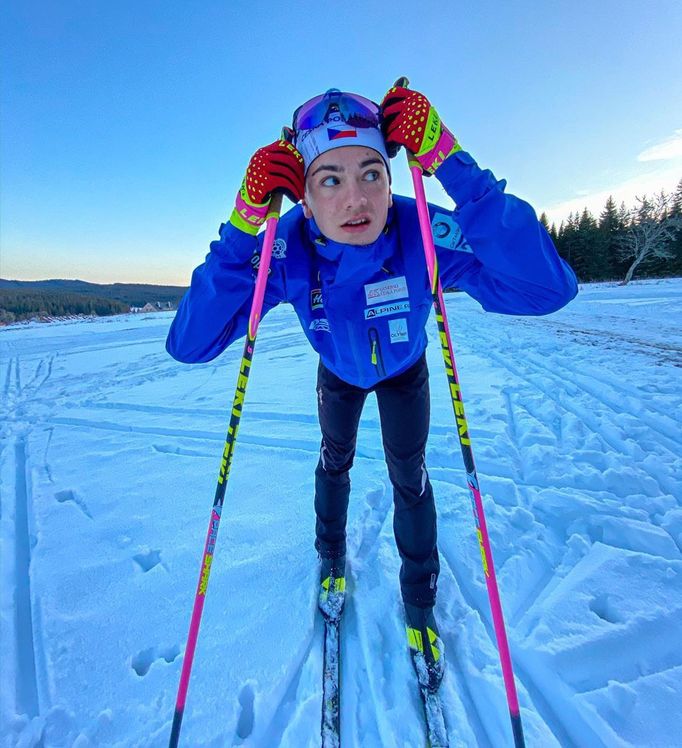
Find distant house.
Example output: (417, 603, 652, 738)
(131, 301, 175, 313)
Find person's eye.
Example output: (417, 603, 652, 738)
(364, 170, 380, 182)
(321, 175, 340, 187)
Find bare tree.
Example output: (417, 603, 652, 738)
(618, 191, 682, 284)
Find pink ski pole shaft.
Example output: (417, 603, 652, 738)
(394, 76, 525, 747)
(169, 192, 284, 747)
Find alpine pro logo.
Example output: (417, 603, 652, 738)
(364, 276, 409, 305)
(311, 289, 323, 310)
(364, 301, 410, 320)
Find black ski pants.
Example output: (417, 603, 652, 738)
(314, 352, 440, 608)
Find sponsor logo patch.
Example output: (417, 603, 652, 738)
(364, 276, 409, 305)
(431, 213, 473, 253)
(389, 317, 409, 343)
(311, 289, 323, 310)
(364, 301, 410, 320)
(309, 319, 330, 333)
(272, 238, 287, 259)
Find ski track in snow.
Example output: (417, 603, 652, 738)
(1, 282, 681, 747)
(12, 434, 41, 721)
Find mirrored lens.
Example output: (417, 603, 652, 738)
(292, 94, 326, 130)
(293, 91, 379, 132)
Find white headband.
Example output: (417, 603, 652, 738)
(294, 117, 391, 176)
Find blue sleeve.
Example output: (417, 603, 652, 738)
(166, 222, 286, 363)
(432, 150, 577, 315)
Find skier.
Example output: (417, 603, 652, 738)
(166, 85, 578, 691)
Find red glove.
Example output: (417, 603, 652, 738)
(381, 86, 461, 175)
(229, 136, 304, 236)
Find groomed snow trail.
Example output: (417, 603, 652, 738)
(1, 279, 681, 747)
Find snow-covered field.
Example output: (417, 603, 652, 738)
(2, 279, 681, 748)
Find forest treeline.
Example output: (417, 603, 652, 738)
(542, 179, 682, 283)
(0, 289, 130, 323)
(0, 280, 187, 324)
(0, 279, 186, 306)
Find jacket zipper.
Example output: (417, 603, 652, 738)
(368, 327, 386, 378)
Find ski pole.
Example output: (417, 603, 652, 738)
(393, 76, 526, 748)
(169, 190, 284, 748)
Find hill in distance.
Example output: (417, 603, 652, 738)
(0, 279, 188, 308)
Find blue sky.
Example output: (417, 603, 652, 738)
(2, 0, 681, 285)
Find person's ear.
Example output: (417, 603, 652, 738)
(388, 187, 393, 208)
(302, 193, 313, 219)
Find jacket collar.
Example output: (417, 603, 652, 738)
(307, 207, 397, 286)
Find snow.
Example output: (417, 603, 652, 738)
(1, 278, 681, 747)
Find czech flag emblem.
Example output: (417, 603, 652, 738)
(328, 128, 357, 140)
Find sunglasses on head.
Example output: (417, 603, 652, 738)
(292, 89, 380, 131)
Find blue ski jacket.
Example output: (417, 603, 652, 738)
(166, 150, 577, 388)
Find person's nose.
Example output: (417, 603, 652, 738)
(345, 180, 368, 211)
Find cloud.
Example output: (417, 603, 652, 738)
(638, 129, 682, 162)
(542, 165, 681, 226)
(540, 129, 682, 226)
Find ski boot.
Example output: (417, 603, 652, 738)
(405, 602, 445, 692)
(318, 555, 346, 622)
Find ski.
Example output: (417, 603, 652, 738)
(321, 612, 448, 747)
(321, 617, 341, 747)
(420, 686, 449, 748)
(409, 647, 449, 748)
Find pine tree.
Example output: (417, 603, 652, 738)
(579, 208, 609, 280)
(556, 213, 577, 269)
(599, 195, 626, 279)
(668, 179, 682, 275)
(618, 201, 630, 228)
(558, 211, 586, 280)
(560, 212, 584, 278)
(671, 179, 682, 215)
